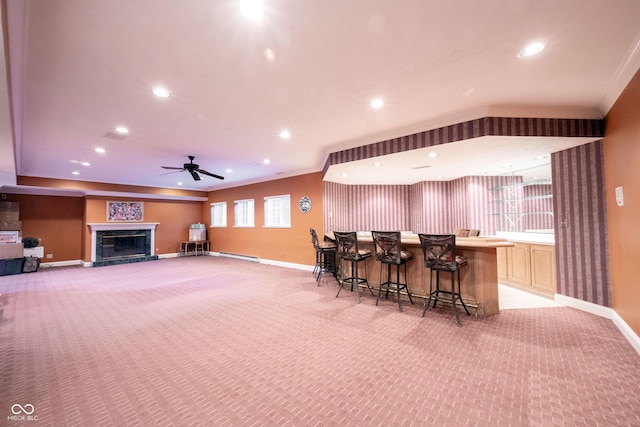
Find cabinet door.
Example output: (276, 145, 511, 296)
(530, 244, 556, 295)
(497, 247, 509, 283)
(508, 243, 531, 287)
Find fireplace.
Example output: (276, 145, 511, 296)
(88, 223, 159, 267)
(98, 230, 147, 260)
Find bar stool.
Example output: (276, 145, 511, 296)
(371, 231, 414, 312)
(418, 233, 470, 326)
(333, 231, 374, 303)
(310, 228, 337, 285)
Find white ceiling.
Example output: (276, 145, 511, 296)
(2, 0, 640, 191)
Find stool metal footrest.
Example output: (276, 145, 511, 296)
(337, 276, 374, 303)
(422, 270, 470, 326)
(375, 263, 413, 312)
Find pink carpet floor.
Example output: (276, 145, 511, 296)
(1, 256, 639, 426)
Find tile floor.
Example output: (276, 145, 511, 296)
(498, 283, 563, 309)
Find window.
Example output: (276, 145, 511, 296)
(234, 199, 255, 227)
(210, 202, 227, 227)
(264, 194, 291, 228)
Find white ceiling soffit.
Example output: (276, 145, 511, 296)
(0, 185, 207, 201)
(323, 136, 600, 185)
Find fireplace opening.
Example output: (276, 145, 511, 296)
(93, 228, 157, 266)
(101, 234, 146, 260)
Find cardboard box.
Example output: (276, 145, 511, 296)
(0, 220, 22, 231)
(24, 246, 44, 258)
(0, 201, 19, 211)
(0, 211, 19, 222)
(0, 243, 24, 259)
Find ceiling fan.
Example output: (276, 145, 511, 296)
(161, 155, 224, 181)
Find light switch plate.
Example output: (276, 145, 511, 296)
(615, 186, 624, 206)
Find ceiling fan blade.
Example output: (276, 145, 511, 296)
(161, 166, 184, 170)
(190, 170, 201, 181)
(197, 168, 225, 180)
(160, 170, 184, 176)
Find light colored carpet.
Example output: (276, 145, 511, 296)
(1, 257, 639, 426)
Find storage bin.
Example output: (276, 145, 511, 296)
(0, 258, 23, 276)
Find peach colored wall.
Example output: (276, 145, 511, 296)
(3, 194, 84, 262)
(83, 197, 205, 261)
(204, 172, 324, 266)
(604, 68, 640, 335)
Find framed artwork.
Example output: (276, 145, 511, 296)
(107, 201, 144, 222)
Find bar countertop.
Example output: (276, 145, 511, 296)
(325, 232, 514, 248)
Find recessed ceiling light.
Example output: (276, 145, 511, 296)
(95, 147, 106, 154)
(177, 182, 183, 186)
(373, 162, 382, 167)
(152, 87, 171, 98)
(279, 129, 291, 139)
(115, 126, 129, 134)
(81, 162, 91, 167)
(342, 173, 348, 178)
(370, 98, 384, 109)
(240, 0, 263, 20)
(263, 158, 270, 164)
(436, 175, 444, 180)
(264, 48, 276, 62)
(427, 152, 438, 158)
(519, 41, 545, 58)
(72, 171, 80, 175)
(226, 169, 233, 173)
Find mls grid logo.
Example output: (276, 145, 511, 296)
(8, 403, 38, 422)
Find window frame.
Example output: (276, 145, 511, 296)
(210, 201, 227, 228)
(233, 198, 255, 228)
(263, 194, 291, 228)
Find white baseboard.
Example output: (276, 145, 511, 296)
(555, 293, 640, 355)
(209, 251, 314, 271)
(158, 253, 179, 259)
(554, 293, 614, 319)
(39, 260, 85, 268)
(260, 258, 315, 272)
(612, 311, 640, 356)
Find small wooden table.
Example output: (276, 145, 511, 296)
(178, 240, 209, 257)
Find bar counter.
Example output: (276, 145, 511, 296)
(325, 232, 514, 316)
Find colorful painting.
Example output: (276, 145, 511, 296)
(107, 201, 144, 222)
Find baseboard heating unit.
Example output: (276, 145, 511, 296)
(219, 252, 260, 262)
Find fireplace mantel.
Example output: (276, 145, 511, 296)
(88, 223, 159, 263)
(88, 222, 160, 231)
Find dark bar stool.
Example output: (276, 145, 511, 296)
(371, 231, 414, 312)
(418, 233, 470, 326)
(333, 231, 374, 303)
(309, 228, 337, 285)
